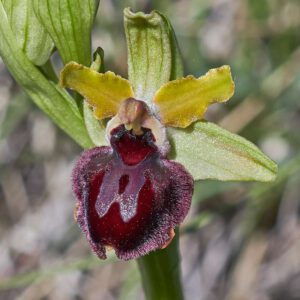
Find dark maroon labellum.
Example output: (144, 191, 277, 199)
(72, 125, 193, 260)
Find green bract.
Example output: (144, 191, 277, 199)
(33, 0, 99, 66)
(0, 2, 93, 148)
(2, 0, 54, 66)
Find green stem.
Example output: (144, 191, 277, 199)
(137, 229, 184, 300)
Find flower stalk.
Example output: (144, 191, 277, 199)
(138, 229, 184, 300)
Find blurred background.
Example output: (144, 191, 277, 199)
(0, 0, 300, 299)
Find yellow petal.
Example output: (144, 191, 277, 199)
(154, 65, 235, 127)
(60, 62, 134, 119)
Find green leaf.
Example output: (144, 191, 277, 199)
(168, 121, 277, 182)
(124, 8, 183, 103)
(33, 0, 100, 66)
(2, 0, 54, 66)
(0, 2, 93, 148)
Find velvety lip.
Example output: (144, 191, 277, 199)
(72, 125, 193, 260)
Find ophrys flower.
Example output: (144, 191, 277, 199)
(60, 62, 234, 260)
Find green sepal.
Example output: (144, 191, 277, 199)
(168, 121, 278, 182)
(33, 0, 100, 66)
(2, 0, 54, 66)
(124, 8, 183, 102)
(0, 2, 93, 148)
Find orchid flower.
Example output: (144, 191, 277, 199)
(60, 62, 235, 260)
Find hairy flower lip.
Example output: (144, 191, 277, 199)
(72, 125, 193, 260)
